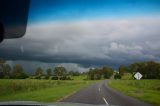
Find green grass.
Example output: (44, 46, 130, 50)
(121, 73, 133, 80)
(71, 75, 87, 81)
(108, 79, 160, 106)
(0, 78, 97, 102)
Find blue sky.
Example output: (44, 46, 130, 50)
(29, 0, 160, 23)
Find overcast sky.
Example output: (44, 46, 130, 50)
(0, 0, 160, 73)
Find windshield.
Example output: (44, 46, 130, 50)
(0, 0, 160, 106)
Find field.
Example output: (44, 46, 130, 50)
(71, 75, 87, 81)
(0, 77, 97, 102)
(108, 79, 160, 106)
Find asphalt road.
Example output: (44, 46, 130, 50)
(61, 80, 152, 106)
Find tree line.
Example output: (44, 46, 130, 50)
(34, 66, 75, 80)
(0, 58, 81, 79)
(116, 61, 160, 79)
(87, 66, 114, 80)
(0, 58, 160, 80)
(0, 59, 28, 79)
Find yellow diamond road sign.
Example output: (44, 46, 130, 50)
(134, 72, 142, 80)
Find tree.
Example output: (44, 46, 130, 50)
(54, 66, 67, 80)
(45, 68, 52, 79)
(0, 58, 5, 78)
(114, 72, 121, 79)
(119, 65, 129, 76)
(46, 68, 52, 76)
(0, 58, 5, 64)
(145, 61, 160, 79)
(102, 66, 113, 79)
(158, 64, 160, 79)
(12, 64, 28, 79)
(125, 61, 160, 79)
(3, 64, 11, 78)
(87, 68, 102, 80)
(35, 67, 44, 78)
(94, 68, 101, 80)
(87, 68, 95, 80)
(68, 71, 80, 76)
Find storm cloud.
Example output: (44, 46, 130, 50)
(0, 16, 160, 71)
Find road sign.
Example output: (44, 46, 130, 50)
(134, 72, 142, 80)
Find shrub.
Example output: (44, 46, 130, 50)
(51, 76, 58, 80)
(114, 73, 121, 79)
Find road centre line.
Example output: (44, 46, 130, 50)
(99, 88, 101, 92)
(103, 97, 109, 105)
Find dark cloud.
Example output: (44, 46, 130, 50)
(0, 17, 160, 71)
(6, 60, 90, 74)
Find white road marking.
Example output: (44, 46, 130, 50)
(103, 97, 109, 105)
(99, 88, 101, 92)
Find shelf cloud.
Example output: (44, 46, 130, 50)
(0, 16, 160, 71)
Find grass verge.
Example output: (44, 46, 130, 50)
(0, 79, 97, 102)
(108, 79, 160, 106)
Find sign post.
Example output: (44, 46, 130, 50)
(134, 72, 142, 80)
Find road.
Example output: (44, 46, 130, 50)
(61, 80, 152, 106)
